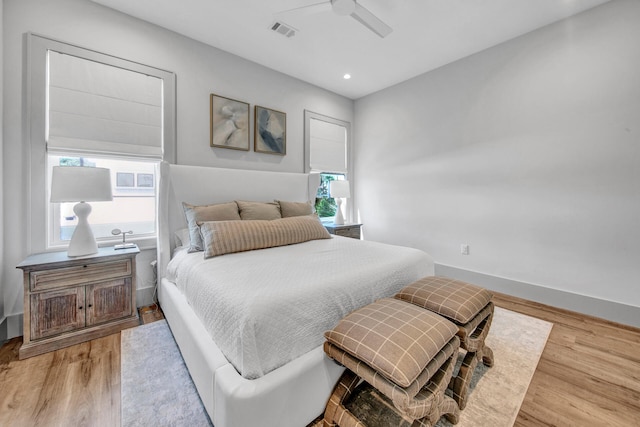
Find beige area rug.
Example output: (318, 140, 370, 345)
(436, 307, 553, 427)
(121, 307, 552, 427)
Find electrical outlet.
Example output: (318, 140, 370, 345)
(461, 244, 470, 255)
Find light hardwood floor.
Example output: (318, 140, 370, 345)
(1, 297, 639, 426)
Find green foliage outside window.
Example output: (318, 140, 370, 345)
(315, 174, 343, 218)
(59, 157, 96, 167)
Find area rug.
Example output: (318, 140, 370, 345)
(121, 307, 552, 427)
(121, 320, 213, 427)
(435, 307, 552, 427)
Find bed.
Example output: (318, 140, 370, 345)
(157, 163, 434, 427)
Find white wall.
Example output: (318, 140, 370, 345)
(1, 0, 353, 337)
(354, 0, 640, 324)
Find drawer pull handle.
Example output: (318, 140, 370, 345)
(79, 306, 83, 310)
(83, 265, 88, 268)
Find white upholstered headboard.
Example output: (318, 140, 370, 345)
(157, 162, 320, 277)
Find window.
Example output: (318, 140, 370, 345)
(304, 111, 351, 221)
(137, 173, 154, 188)
(27, 34, 176, 252)
(117, 173, 135, 188)
(49, 156, 157, 246)
(315, 173, 346, 219)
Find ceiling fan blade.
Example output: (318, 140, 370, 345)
(276, 1, 332, 18)
(350, 2, 392, 38)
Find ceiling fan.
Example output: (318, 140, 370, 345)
(277, 0, 393, 38)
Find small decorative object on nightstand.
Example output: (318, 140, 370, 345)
(16, 246, 140, 359)
(325, 223, 362, 240)
(112, 228, 136, 250)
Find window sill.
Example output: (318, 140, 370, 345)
(48, 236, 157, 253)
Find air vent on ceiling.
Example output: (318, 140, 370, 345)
(271, 21, 297, 38)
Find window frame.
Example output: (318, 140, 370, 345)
(27, 33, 176, 252)
(304, 110, 352, 223)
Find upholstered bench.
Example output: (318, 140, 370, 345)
(322, 298, 461, 427)
(395, 276, 495, 410)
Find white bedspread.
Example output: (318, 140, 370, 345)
(166, 236, 433, 379)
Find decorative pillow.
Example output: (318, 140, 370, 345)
(174, 228, 191, 248)
(276, 200, 314, 218)
(236, 200, 282, 220)
(182, 201, 240, 252)
(324, 298, 458, 388)
(200, 214, 331, 258)
(395, 276, 493, 324)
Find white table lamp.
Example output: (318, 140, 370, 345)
(329, 180, 350, 225)
(50, 166, 113, 257)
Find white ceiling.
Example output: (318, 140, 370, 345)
(91, 0, 611, 100)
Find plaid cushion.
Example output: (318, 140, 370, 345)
(200, 214, 330, 258)
(324, 298, 458, 388)
(395, 276, 493, 324)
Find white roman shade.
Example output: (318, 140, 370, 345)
(309, 117, 348, 173)
(47, 51, 164, 159)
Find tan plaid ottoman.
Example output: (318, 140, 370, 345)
(395, 276, 495, 410)
(322, 298, 461, 427)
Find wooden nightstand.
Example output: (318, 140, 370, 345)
(324, 223, 362, 239)
(16, 246, 140, 359)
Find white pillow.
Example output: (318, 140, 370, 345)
(174, 228, 191, 248)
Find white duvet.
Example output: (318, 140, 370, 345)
(166, 236, 433, 379)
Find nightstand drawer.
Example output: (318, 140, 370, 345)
(30, 259, 132, 291)
(325, 223, 362, 240)
(334, 226, 361, 239)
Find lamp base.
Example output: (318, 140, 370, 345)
(67, 202, 99, 257)
(334, 198, 346, 225)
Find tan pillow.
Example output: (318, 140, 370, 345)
(182, 201, 240, 252)
(236, 200, 282, 220)
(276, 200, 314, 218)
(395, 276, 493, 324)
(200, 215, 331, 258)
(324, 298, 458, 388)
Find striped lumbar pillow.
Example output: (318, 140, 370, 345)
(200, 214, 331, 258)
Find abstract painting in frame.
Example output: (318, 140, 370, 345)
(254, 105, 286, 155)
(210, 94, 250, 151)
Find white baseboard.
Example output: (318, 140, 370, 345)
(2, 313, 24, 340)
(435, 264, 640, 328)
(0, 316, 7, 343)
(137, 285, 157, 308)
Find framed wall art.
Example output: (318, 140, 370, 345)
(254, 105, 286, 155)
(210, 94, 250, 151)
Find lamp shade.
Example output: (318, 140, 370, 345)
(50, 166, 113, 202)
(329, 180, 350, 199)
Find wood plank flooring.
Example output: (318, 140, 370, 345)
(1, 297, 639, 426)
(491, 292, 640, 427)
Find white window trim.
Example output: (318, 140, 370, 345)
(27, 33, 176, 253)
(304, 110, 353, 222)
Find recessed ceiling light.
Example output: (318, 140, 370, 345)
(343, 73, 351, 80)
